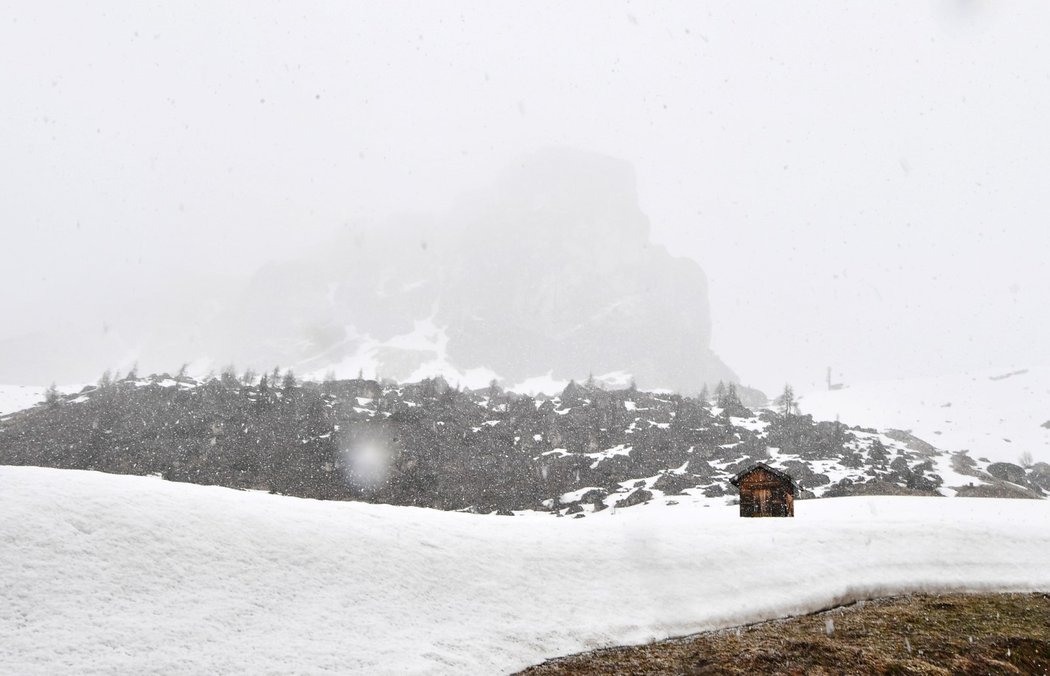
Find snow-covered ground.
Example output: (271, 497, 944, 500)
(799, 367, 1050, 464)
(0, 384, 85, 418)
(0, 384, 45, 417)
(2, 467, 1048, 675)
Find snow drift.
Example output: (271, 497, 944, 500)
(2, 466, 1048, 674)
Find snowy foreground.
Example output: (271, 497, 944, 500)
(3, 467, 1049, 675)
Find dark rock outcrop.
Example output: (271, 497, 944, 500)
(987, 462, 1027, 484)
(615, 488, 653, 508)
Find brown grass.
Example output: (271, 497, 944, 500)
(517, 593, 1050, 675)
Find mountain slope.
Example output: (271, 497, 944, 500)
(210, 149, 735, 392)
(2, 374, 1045, 513)
(0, 149, 737, 393)
(799, 367, 1050, 465)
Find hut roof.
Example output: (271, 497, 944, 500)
(729, 462, 797, 489)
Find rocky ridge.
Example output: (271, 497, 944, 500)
(1, 373, 1045, 514)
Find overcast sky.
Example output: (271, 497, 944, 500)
(2, 1, 1048, 393)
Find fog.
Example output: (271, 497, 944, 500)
(2, 1, 1049, 393)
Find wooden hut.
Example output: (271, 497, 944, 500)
(729, 463, 797, 517)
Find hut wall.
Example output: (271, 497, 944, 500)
(737, 469, 794, 517)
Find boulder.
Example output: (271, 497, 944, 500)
(1025, 462, 1050, 492)
(614, 488, 653, 508)
(651, 472, 696, 495)
(578, 489, 607, 503)
(702, 484, 725, 498)
(987, 462, 1027, 484)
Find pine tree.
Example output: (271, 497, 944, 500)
(44, 382, 61, 407)
(282, 369, 297, 390)
(775, 384, 796, 417)
(220, 364, 239, 388)
(715, 382, 744, 414)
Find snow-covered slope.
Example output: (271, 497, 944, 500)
(0, 384, 84, 417)
(2, 467, 1048, 675)
(0, 384, 45, 416)
(799, 367, 1050, 464)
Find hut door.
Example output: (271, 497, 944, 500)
(753, 487, 771, 516)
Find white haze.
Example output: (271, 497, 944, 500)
(2, 1, 1049, 394)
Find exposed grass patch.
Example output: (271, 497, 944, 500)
(518, 593, 1050, 675)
